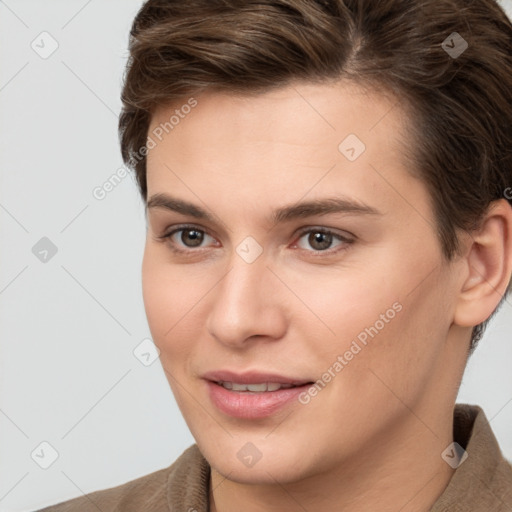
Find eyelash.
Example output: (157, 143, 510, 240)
(157, 224, 354, 257)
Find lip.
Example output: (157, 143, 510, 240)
(202, 370, 314, 419)
(202, 369, 312, 386)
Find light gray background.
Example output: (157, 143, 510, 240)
(1, 1, 511, 511)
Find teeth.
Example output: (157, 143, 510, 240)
(235, 383, 267, 392)
(218, 382, 295, 392)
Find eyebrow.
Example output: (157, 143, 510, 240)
(146, 193, 382, 225)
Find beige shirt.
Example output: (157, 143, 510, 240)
(35, 404, 512, 511)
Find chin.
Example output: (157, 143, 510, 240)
(200, 438, 318, 485)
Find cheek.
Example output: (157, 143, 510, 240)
(349, 269, 452, 404)
(279, 261, 404, 350)
(141, 247, 201, 360)
(289, 251, 448, 394)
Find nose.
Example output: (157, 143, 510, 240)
(205, 251, 288, 349)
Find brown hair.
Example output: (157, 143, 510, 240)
(119, 0, 512, 353)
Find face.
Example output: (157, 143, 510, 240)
(143, 81, 464, 484)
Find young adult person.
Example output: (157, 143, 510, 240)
(37, 0, 512, 510)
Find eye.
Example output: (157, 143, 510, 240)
(161, 225, 217, 252)
(158, 224, 353, 256)
(294, 228, 353, 254)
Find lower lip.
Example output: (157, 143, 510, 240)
(205, 381, 312, 419)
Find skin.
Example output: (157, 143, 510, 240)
(142, 81, 512, 512)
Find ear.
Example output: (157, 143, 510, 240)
(453, 199, 512, 328)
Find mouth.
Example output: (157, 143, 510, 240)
(204, 374, 315, 419)
(202, 369, 313, 387)
(214, 381, 312, 392)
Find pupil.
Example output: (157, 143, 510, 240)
(310, 232, 332, 250)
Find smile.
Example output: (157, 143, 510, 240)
(217, 381, 297, 392)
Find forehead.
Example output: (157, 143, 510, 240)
(148, 81, 409, 170)
(151, 80, 406, 138)
(145, 81, 429, 226)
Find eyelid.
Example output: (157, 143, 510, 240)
(294, 225, 354, 242)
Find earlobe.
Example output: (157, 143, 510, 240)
(453, 199, 512, 328)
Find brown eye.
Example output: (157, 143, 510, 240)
(295, 228, 353, 254)
(308, 231, 333, 251)
(180, 228, 204, 247)
(161, 225, 216, 253)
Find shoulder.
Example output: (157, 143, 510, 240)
(490, 454, 512, 509)
(432, 404, 512, 512)
(33, 444, 210, 512)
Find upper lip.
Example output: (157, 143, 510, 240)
(202, 370, 313, 386)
